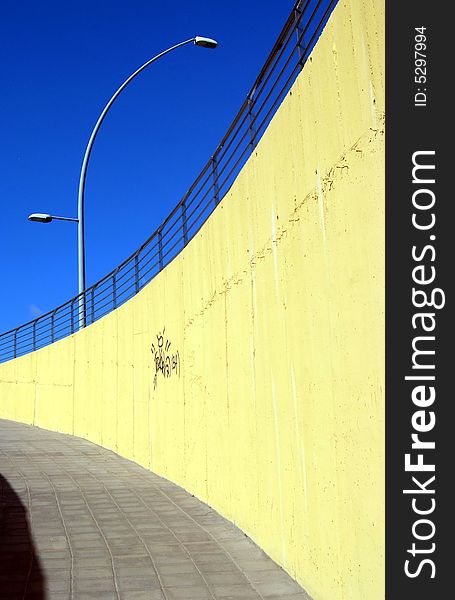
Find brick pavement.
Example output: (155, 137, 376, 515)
(0, 419, 311, 600)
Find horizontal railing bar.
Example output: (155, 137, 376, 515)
(0, 0, 337, 362)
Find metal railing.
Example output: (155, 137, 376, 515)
(0, 0, 338, 363)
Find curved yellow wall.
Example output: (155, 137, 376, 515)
(0, 1, 384, 598)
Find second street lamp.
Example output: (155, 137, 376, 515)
(30, 35, 218, 329)
(28, 213, 78, 224)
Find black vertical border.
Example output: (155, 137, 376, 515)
(386, 1, 450, 598)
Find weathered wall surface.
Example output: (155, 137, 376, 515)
(0, 1, 384, 598)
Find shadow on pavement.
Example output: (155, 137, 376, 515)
(0, 473, 45, 599)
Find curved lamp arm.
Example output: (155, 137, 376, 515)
(76, 36, 217, 326)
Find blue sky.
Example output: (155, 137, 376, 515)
(0, 0, 295, 333)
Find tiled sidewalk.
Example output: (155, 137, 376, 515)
(0, 419, 310, 600)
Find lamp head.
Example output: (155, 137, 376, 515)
(28, 213, 53, 223)
(194, 36, 217, 49)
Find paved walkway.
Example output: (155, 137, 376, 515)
(0, 419, 310, 600)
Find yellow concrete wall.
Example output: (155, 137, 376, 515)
(0, 1, 384, 598)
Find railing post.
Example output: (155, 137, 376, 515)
(70, 300, 75, 334)
(91, 286, 95, 324)
(112, 273, 117, 309)
(13, 330, 17, 359)
(211, 156, 220, 206)
(158, 229, 163, 271)
(181, 202, 188, 246)
(247, 97, 257, 150)
(51, 311, 55, 343)
(33, 321, 37, 351)
(134, 255, 140, 294)
(294, 0, 307, 61)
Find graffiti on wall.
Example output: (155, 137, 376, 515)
(150, 329, 181, 389)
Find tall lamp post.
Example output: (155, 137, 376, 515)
(29, 36, 218, 328)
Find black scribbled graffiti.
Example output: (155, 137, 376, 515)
(150, 329, 181, 389)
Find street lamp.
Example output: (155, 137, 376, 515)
(28, 213, 78, 224)
(29, 35, 218, 328)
